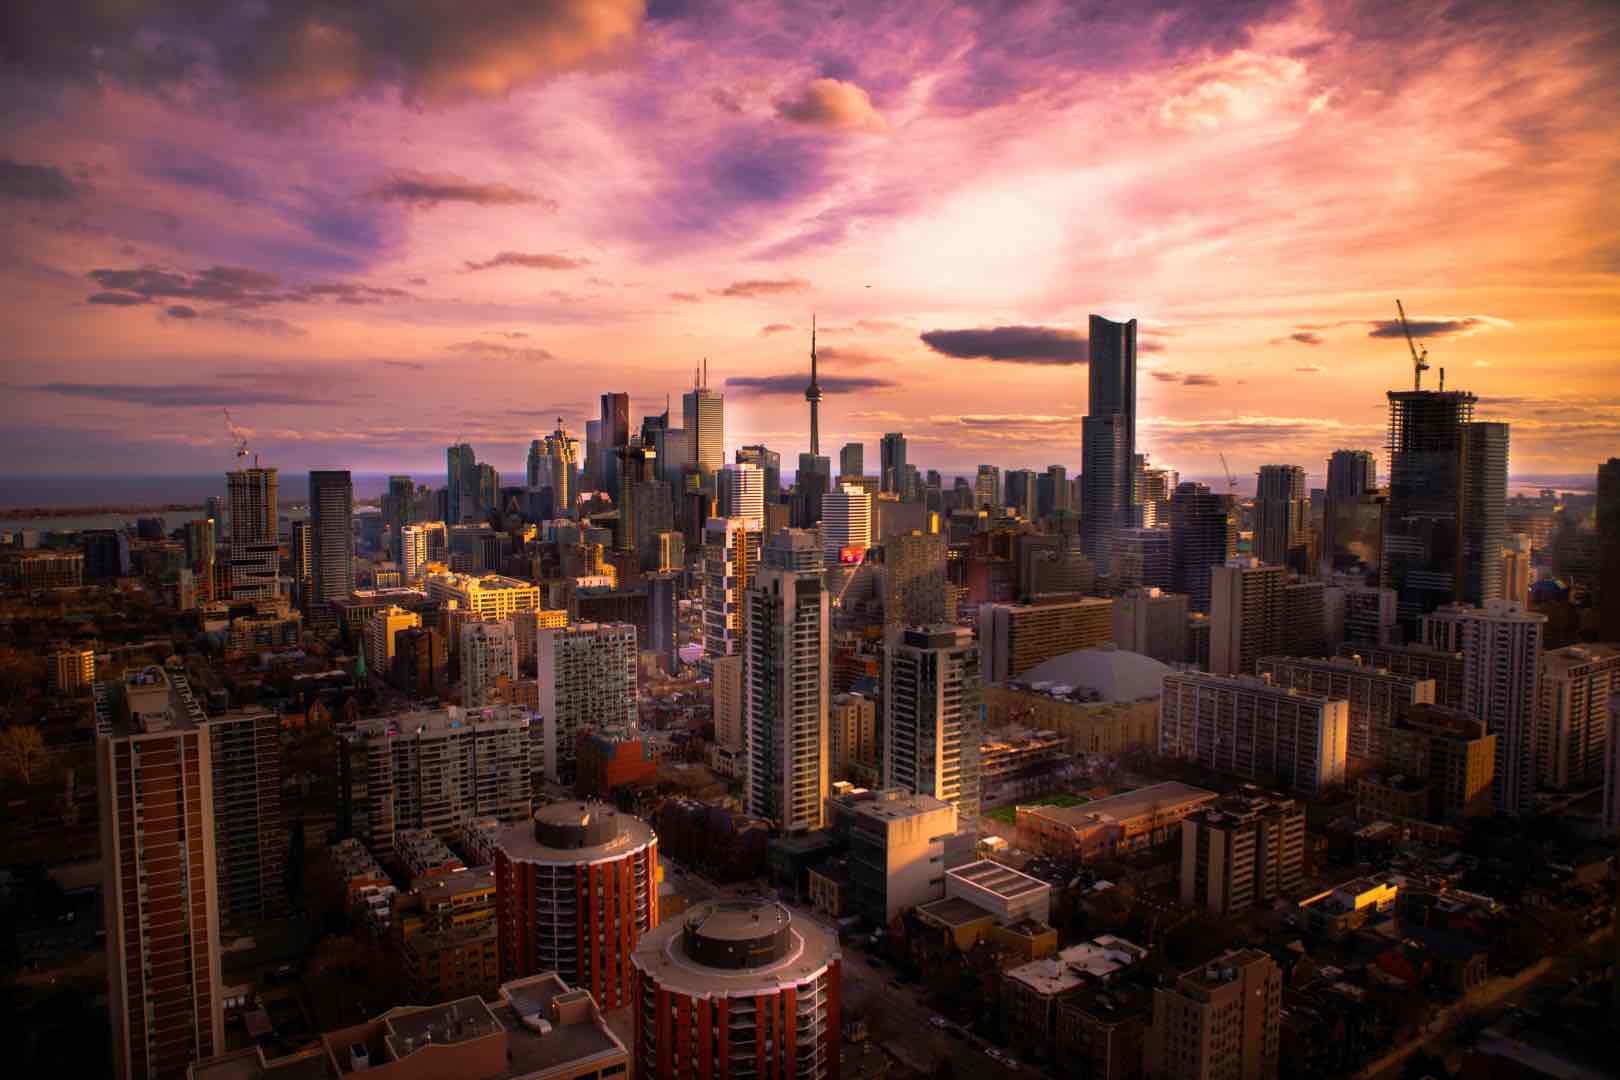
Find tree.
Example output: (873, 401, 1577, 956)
(0, 726, 48, 786)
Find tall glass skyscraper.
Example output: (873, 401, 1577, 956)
(1081, 314, 1137, 573)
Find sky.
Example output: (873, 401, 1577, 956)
(3, 0, 1618, 493)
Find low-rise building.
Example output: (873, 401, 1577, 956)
(189, 972, 628, 1080)
(1296, 876, 1399, 939)
(1002, 935, 1147, 1056)
(946, 859, 1053, 925)
(828, 786, 963, 925)
(1016, 781, 1217, 861)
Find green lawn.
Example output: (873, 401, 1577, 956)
(985, 792, 1089, 824)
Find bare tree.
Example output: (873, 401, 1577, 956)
(0, 725, 48, 786)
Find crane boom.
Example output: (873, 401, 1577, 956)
(1396, 299, 1430, 390)
(1218, 452, 1236, 493)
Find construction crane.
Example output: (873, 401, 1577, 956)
(1395, 299, 1430, 390)
(1218, 452, 1237, 495)
(223, 408, 251, 466)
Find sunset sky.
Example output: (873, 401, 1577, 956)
(4, 0, 1618, 491)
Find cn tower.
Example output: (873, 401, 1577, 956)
(805, 314, 822, 455)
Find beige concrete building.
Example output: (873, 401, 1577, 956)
(712, 653, 744, 750)
(1147, 949, 1281, 1080)
(1387, 704, 1497, 822)
(368, 604, 422, 675)
(830, 691, 877, 782)
(100, 666, 224, 1080)
(1255, 654, 1435, 764)
(1209, 559, 1284, 676)
(978, 597, 1114, 684)
(427, 571, 541, 621)
(828, 787, 959, 924)
(1112, 587, 1188, 666)
(1538, 643, 1620, 791)
(1160, 672, 1350, 794)
(1180, 789, 1305, 918)
(462, 619, 518, 708)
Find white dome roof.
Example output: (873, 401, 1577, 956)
(1017, 645, 1170, 703)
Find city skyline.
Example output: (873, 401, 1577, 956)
(3, 1, 1617, 482)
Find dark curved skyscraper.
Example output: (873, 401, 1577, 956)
(1082, 314, 1137, 573)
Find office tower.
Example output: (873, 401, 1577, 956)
(584, 419, 602, 489)
(180, 517, 215, 600)
(830, 692, 877, 780)
(1005, 468, 1037, 519)
(1170, 482, 1235, 613)
(745, 529, 830, 831)
(1504, 534, 1533, 605)
(476, 463, 500, 515)
(340, 707, 531, 858)
(1601, 459, 1620, 642)
(526, 439, 545, 489)
(1081, 314, 1137, 573)
(884, 530, 953, 629)
(1382, 385, 1507, 634)
(682, 381, 724, 478)
(794, 452, 831, 527)
(1147, 948, 1281, 1080)
(99, 667, 224, 1080)
(884, 625, 983, 822)
(538, 623, 638, 782)
(840, 442, 864, 479)
(881, 432, 908, 494)
(50, 646, 96, 694)
(975, 464, 1001, 509)
(289, 518, 311, 608)
(822, 484, 873, 564)
(1210, 560, 1284, 676)
(1179, 790, 1304, 917)
(713, 653, 744, 750)
(1421, 600, 1545, 814)
(1327, 449, 1377, 499)
(1137, 458, 1179, 528)
(1256, 655, 1435, 763)
(447, 442, 478, 523)
(461, 619, 517, 708)
(1112, 527, 1173, 590)
(598, 392, 630, 498)
(1538, 644, 1620, 791)
(1037, 464, 1071, 519)
(978, 598, 1114, 684)
(1340, 582, 1398, 647)
(399, 524, 428, 583)
(1253, 465, 1308, 570)
(207, 708, 284, 927)
(1113, 588, 1189, 666)
(615, 443, 653, 556)
(717, 462, 765, 528)
(1462, 421, 1509, 606)
(367, 605, 421, 675)
(737, 444, 782, 505)
(631, 900, 841, 1080)
(1160, 672, 1349, 793)
(307, 469, 355, 610)
(426, 571, 540, 620)
(646, 572, 679, 673)
(492, 802, 658, 1006)
(1387, 704, 1497, 822)
(392, 626, 448, 697)
(82, 528, 130, 580)
(701, 517, 761, 672)
(382, 473, 415, 555)
(227, 465, 278, 602)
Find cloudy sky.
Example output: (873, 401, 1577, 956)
(3, 0, 1617, 490)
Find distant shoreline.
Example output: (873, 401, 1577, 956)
(0, 502, 208, 522)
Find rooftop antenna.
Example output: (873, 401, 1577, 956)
(704, 356, 709, 389)
(1439, 367, 1445, 392)
(1395, 299, 1430, 391)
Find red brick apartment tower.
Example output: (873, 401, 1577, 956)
(495, 801, 659, 1008)
(98, 667, 223, 1080)
(632, 899, 842, 1080)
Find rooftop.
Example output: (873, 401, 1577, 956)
(349, 704, 530, 741)
(1014, 645, 1172, 704)
(834, 787, 954, 823)
(494, 973, 627, 1078)
(916, 896, 995, 928)
(1006, 935, 1146, 996)
(496, 804, 654, 867)
(1024, 781, 1216, 828)
(948, 859, 1049, 900)
(633, 899, 840, 996)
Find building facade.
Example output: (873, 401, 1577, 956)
(884, 625, 983, 823)
(1179, 790, 1304, 918)
(978, 598, 1114, 685)
(494, 802, 659, 1009)
(1160, 673, 1350, 794)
